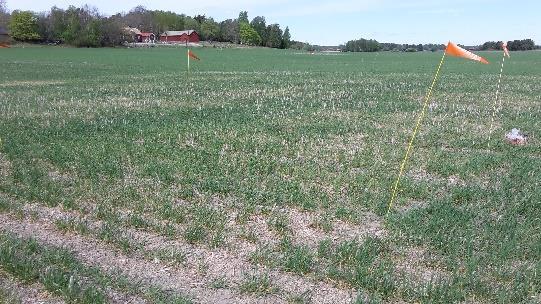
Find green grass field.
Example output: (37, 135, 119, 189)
(0, 46, 540, 303)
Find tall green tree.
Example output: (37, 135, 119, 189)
(281, 26, 291, 49)
(0, 0, 9, 28)
(152, 11, 185, 33)
(250, 16, 266, 46)
(36, 12, 50, 40)
(238, 11, 248, 24)
(200, 18, 219, 41)
(265, 23, 282, 48)
(194, 14, 206, 24)
(184, 16, 200, 31)
(49, 7, 67, 39)
(82, 18, 102, 47)
(124, 6, 154, 32)
(239, 22, 260, 46)
(61, 6, 80, 44)
(9, 10, 40, 41)
(219, 19, 239, 43)
(57, 5, 104, 47)
(101, 14, 125, 46)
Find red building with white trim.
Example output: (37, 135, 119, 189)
(160, 30, 200, 43)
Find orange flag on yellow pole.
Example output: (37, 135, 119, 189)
(188, 50, 200, 61)
(187, 49, 200, 72)
(388, 41, 489, 215)
(445, 41, 489, 64)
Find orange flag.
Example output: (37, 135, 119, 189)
(502, 42, 510, 58)
(445, 41, 489, 64)
(188, 50, 200, 61)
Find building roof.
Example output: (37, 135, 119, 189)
(140, 32, 154, 37)
(124, 27, 141, 35)
(161, 30, 197, 36)
(0, 27, 9, 35)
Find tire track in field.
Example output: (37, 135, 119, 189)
(0, 220, 148, 304)
(0, 268, 65, 304)
(0, 213, 267, 304)
(0, 207, 358, 304)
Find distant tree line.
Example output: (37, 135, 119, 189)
(380, 43, 446, 52)
(342, 38, 382, 52)
(342, 37, 539, 53)
(479, 39, 537, 51)
(341, 38, 447, 52)
(289, 41, 320, 52)
(479, 41, 503, 51)
(1, 4, 292, 48)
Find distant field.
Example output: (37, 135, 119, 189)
(0, 46, 540, 303)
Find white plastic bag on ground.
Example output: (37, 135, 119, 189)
(505, 128, 528, 145)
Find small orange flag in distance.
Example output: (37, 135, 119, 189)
(188, 50, 200, 60)
(445, 41, 489, 64)
(502, 42, 510, 58)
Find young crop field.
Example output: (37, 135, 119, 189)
(0, 46, 540, 303)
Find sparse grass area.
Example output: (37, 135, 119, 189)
(281, 238, 315, 274)
(0, 232, 107, 303)
(54, 216, 90, 235)
(239, 272, 277, 295)
(0, 47, 540, 302)
(209, 276, 228, 289)
(288, 291, 312, 304)
(0, 232, 192, 304)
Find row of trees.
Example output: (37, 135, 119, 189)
(9, 6, 128, 47)
(341, 39, 447, 53)
(342, 37, 539, 53)
(479, 39, 537, 51)
(380, 43, 446, 52)
(340, 38, 445, 52)
(2, 4, 292, 48)
(342, 38, 382, 52)
(240, 12, 290, 48)
(479, 41, 504, 51)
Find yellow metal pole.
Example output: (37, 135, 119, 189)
(387, 51, 447, 215)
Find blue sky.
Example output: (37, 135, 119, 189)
(6, 0, 540, 45)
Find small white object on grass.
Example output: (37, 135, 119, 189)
(505, 128, 528, 145)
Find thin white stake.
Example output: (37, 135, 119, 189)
(187, 49, 190, 72)
(488, 54, 506, 147)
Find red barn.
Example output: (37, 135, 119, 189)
(160, 30, 200, 43)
